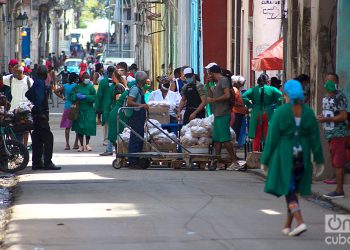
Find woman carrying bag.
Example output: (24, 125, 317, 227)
(261, 80, 324, 236)
(69, 71, 97, 152)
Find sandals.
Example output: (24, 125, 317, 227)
(85, 144, 92, 151)
(73, 145, 79, 150)
(64, 145, 70, 150)
(77, 146, 84, 152)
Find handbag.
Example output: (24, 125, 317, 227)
(68, 87, 80, 121)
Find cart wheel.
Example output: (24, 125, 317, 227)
(208, 159, 217, 171)
(112, 159, 123, 169)
(139, 159, 150, 169)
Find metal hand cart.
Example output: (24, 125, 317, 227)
(112, 107, 221, 171)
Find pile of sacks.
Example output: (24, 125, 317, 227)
(147, 119, 176, 144)
(119, 119, 176, 144)
(180, 115, 236, 147)
(148, 101, 170, 108)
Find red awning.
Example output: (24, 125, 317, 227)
(251, 38, 283, 71)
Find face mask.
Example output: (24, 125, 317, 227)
(83, 79, 90, 85)
(186, 77, 193, 84)
(161, 82, 170, 91)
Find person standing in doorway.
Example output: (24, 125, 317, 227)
(25, 66, 60, 170)
(318, 73, 349, 199)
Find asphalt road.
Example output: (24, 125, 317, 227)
(1, 104, 349, 250)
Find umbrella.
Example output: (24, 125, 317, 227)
(252, 38, 283, 71)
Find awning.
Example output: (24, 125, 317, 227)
(251, 38, 283, 71)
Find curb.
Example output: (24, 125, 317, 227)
(246, 169, 350, 214)
(0, 174, 19, 244)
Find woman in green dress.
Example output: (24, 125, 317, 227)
(69, 71, 97, 152)
(261, 80, 324, 236)
(107, 80, 136, 146)
(242, 73, 282, 151)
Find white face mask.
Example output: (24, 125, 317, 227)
(186, 77, 193, 84)
(83, 79, 90, 85)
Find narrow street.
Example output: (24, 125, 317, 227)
(1, 108, 347, 250)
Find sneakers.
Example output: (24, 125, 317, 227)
(288, 223, 307, 236)
(226, 162, 241, 171)
(281, 228, 291, 235)
(99, 151, 113, 156)
(323, 191, 345, 199)
(85, 144, 93, 151)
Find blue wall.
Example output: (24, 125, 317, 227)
(21, 28, 31, 58)
(190, 0, 199, 74)
(336, 0, 350, 109)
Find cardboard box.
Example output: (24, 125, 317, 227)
(117, 141, 150, 154)
(148, 106, 170, 124)
(151, 143, 177, 153)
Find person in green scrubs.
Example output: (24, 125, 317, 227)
(69, 71, 97, 152)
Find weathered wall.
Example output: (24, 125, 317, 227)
(336, 0, 350, 103)
(309, 0, 337, 180)
(202, 0, 227, 68)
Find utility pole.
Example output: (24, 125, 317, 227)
(281, 0, 287, 83)
(164, 0, 169, 75)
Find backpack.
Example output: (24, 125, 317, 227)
(123, 85, 142, 118)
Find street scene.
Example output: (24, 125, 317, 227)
(0, 0, 350, 249)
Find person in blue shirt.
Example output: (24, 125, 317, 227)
(25, 65, 60, 171)
(54, 72, 79, 150)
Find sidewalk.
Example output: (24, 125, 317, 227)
(248, 169, 350, 213)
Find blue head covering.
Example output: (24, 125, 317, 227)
(283, 80, 304, 104)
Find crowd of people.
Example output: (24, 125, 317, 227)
(1, 54, 349, 237)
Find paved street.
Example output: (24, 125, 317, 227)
(1, 107, 348, 250)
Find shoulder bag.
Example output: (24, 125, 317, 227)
(68, 87, 80, 121)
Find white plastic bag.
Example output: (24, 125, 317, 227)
(191, 126, 209, 137)
(198, 137, 212, 145)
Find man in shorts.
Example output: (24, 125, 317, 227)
(206, 64, 239, 170)
(318, 73, 349, 199)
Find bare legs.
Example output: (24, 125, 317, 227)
(335, 168, 345, 193)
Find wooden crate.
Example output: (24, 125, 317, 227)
(148, 106, 170, 124)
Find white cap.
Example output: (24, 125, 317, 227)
(205, 62, 218, 69)
(183, 67, 193, 75)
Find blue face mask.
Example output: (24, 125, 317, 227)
(186, 77, 193, 84)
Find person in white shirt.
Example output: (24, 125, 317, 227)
(3, 65, 34, 111)
(149, 76, 181, 123)
(24, 57, 31, 68)
(3, 64, 34, 146)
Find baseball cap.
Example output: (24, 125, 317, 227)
(205, 62, 218, 69)
(9, 59, 18, 66)
(207, 65, 221, 73)
(23, 66, 32, 73)
(183, 67, 194, 77)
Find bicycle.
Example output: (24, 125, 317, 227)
(0, 113, 29, 173)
